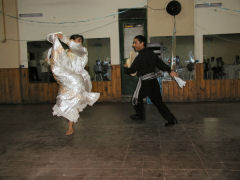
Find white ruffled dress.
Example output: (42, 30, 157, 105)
(47, 33, 100, 122)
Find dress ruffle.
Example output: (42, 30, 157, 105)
(52, 92, 100, 123)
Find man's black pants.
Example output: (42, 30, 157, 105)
(133, 78, 176, 123)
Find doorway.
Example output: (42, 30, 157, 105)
(119, 8, 147, 95)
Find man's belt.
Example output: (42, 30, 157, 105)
(132, 72, 161, 105)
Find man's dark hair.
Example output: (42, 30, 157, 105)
(70, 34, 84, 43)
(134, 35, 147, 47)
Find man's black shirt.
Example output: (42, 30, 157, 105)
(124, 47, 171, 77)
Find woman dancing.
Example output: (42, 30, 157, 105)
(46, 32, 100, 135)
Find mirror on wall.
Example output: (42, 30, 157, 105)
(27, 37, 111, 83)
(85, 38, 111, 81)
(27, 41, 55, 83)
(150, 36, 195, 80)
(203, 33, 240, 80)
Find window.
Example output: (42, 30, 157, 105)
(85, 38, 111, 81)
(27, 41, 54, 83)
(203, 33, 240, 80)
(150, 36, 195, 80)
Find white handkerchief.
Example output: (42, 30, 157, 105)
(174, 76, 186, 88)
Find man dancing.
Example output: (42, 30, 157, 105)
(124, 35, 178, 126)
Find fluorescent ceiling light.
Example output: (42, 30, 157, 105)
(195, 3, 222, 8)
(19, 13, 43, 17)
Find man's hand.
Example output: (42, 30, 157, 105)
(124, 63, 128, 68)
(170, 71, 177, 78)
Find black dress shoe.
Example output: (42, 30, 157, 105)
(130, 114, 145, 121)
(165, 119, 178, 127)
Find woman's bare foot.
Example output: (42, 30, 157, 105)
(66, 121, 74, 135)
(65, 128, 74, 135)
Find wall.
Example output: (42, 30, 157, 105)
(148, 0, 240, 63)
(0, 68, 21, 103)
(0, 0, 20, 68)
(0, 0, 21, 103)
(17, 0, 146, 67)
(195, 0, 240, 62)
(148, 0, 194, 37)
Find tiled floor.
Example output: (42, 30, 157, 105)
(0, 102, 240, 179)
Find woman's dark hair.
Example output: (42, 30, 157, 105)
(134, 35, 147, 47)
(70, 34, 84, 43)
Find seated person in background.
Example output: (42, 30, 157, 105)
(101, 60, 111, 81)
(216, 57, 225, 79)
(210, 57, 218, 79)
(93, 59, 103, 81)
(203, 59, 209, 79)
(28, 53, 41, 81)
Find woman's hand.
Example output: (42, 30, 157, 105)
(56, 33, 63, 39)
